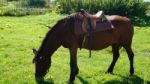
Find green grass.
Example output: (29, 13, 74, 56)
(0, 13, 150, 84)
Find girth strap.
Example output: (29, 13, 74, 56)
(87, 17, 93, 58)
(80, 9, 93, 58)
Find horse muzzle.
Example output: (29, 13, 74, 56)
(35, 75, 44, 83)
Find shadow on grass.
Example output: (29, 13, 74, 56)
(36, 78, 54, 84)
(77, 76, 89, 84)
(104, 74, 150, 84)
(35, 75, 150, 84)
(76, 74, 150, 84)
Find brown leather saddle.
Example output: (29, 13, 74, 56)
(74, 10, 114, 57)
(74, 10, 114, 35)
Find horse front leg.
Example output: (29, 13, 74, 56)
(68, 47, 79, 84)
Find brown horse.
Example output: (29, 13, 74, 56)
(32, 11, 134, 83)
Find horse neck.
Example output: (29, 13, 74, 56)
(38, 18, 70, 57)
(38, 27, 61, 58)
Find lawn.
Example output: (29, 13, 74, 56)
(0, 13, 150, 84)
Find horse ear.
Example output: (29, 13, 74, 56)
(32, 58, 36, 63)
(32, 48, 37, 55)
(32, 48, 37, 63)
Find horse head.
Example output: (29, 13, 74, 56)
(32, 48, 51, 82)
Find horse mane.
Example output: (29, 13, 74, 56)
(37, 19, 64, 55)
(63, 12, 84, 22)
(47, 13, 81, 34)
(48, 19, 65, 35)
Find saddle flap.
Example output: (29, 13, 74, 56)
(74, 19, 84, 35)
(74, 14, 90, 35)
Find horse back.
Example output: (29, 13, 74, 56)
(107, 15, 134, 44)
(106, 15, 130, 22)
(83, 15, 134, 50)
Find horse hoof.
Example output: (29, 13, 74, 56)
(67, 81, 73, 84)
(128, 73, 134, 77)
(105, 71, 113, 74)
(75, 71, 79, 75)
(35, 76, 44, 83)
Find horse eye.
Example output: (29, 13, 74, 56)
(36, 56, 43, 61)
(39, 56, 42, 60)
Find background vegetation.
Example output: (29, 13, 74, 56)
(0, 0, 51, 16)
(0, 0, 148, 16)
(0, 0, 149, 25)
(57, 0, 147, 16)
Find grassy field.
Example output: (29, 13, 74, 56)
(0, 13, 150, 84)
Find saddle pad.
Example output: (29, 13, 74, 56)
(95, 19, 114, 32)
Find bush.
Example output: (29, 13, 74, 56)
(26, 0, 49, 8)
(0, 7, 50, 16)
(0, 0, 7, 7)
(57, 0, 148, 17)
(7, 0, 20, 1)
(0, 0, 51, 16)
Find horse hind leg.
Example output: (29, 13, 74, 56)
(123, 45, 134, 76)
(106, 44, 120, 74)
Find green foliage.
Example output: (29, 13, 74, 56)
(130, 16, 150, 26)
(0, 0, 148, 17)
(0, 14, 150, 84)
(26, 0, 49, 7)
(0, 0, 51, 16)
(0, 0, 7, 7)
(6, 0, 20, 1)
(0, 7, 51, 16)
(57, 0, 147, 17)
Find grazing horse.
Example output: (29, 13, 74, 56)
(32, 11, 134, 83)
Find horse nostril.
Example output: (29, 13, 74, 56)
(47, 69, 49, 73)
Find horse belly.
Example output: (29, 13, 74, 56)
(84, 31, 116, 50)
